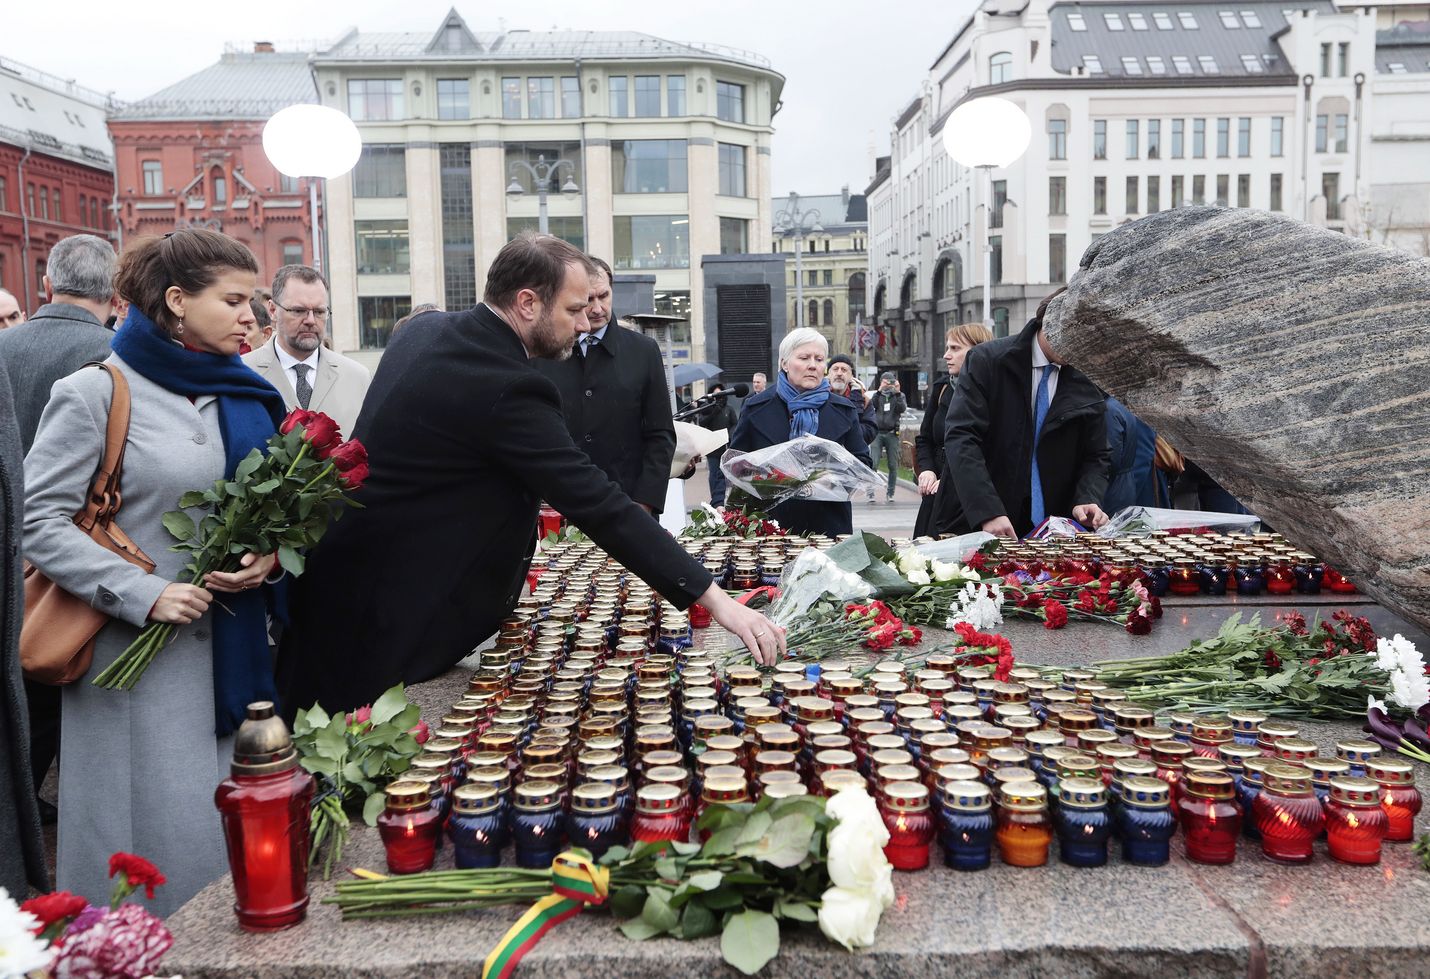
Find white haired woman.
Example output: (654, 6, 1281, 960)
(728, 327, 873, 536)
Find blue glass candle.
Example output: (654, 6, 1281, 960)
(566, 783, 627, 860)
(1236, 758, 1273, 840)
(1055, 778, 1111, 867)
(1145, 562, 1171, 597)
(1197, 561, 1230, 596)
(1226, 711, 1267, 747)
(448, 784, 508, 869)
(1292, 554, 1323, 594)
(1335, 739, 1380, 779)
(511, 782, 565, 869)
(939, 780, 994, 871)
(1116, 775, 1176, 866)
(1233, 562, 1265, 596)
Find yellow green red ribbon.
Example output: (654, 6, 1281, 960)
(482, 852, 610, 979)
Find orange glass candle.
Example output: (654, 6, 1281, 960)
(995, 782, 1052, 868)
(1366, 758, 1422, 842)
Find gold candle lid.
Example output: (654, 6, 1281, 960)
(570, 781, 619, 814)
(941, 780, 992, 812)
(998, 781, 1048, 812)
(384, 780, 432, 811)
(1119, 775, 1171, 807)
(1260, 762, 1314, 795)
(1328, 775, 1382, 806)
(1181, 771, 1235, 800)
(452, 783, 501, 815)
(883, 781, 930, 812)
(820, 770, 869, 795)
(635, 782, 683, 814)
(1058, 776, 1106, 808)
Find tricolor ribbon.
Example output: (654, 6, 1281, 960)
(481, 852, 610, 979)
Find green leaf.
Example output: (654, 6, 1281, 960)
(162, 510, 196, 542)
(314, 715, 348, 762)
(734, 812, 773, 846)
(294, 704, 329, 737)
(370, 684, 409, 726)
(681, 901, 720, 939)
(697, 803, 747, 834)
(668, 841, 701, 856)
(655, 856, 682, 881)
(277, 545, 305, 577)
(392, 703, 422, 731)
(721, 909, 780, 976)
(686, 870, 723, 892)
(702, 825, 742, 857)
(235, 449, 264, 482)
(342, 760, 365, 784)
(610, 884, 646, 919)
(298, 755, 338, 777)
(774, 899, 818, 922)
(362, 792, 386, 826)
(619, 917, 662, 941)
(178, 490, 210, 509)
(697, 887, 745, 911)
(743, 812, 818, 869)
(251, 478, 281, 494)
(640, 889, 679, 934)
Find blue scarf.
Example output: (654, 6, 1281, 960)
(111, 308, 287, 736)
(775, 372, 831, 439)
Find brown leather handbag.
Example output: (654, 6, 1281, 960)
(21, 363, 156, 685)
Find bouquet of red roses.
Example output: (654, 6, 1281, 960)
(93, 408, 368, 691)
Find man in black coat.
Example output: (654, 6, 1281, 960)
(534, 257, 674, 513)
(942, 296, 1110, 539)
(277, 233, 783, 715)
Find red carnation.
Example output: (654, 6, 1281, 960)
(22, 891, 88, 942)
(1125, 613, 1152, 636)
(994, 649, 1015, 682)
(1042, 600, 1068, 630)
(1283, 611, 1308, 636)
(966, 552, 988, 573)
(108, 852, 167, 901)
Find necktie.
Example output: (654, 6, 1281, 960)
(1030, 364, 1055, 529)
(581, 334, 600, 357)
(293, 363, 312, 410)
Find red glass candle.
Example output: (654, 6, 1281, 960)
(377, 781, 443, 874)
(1168, 559, 1200, 596)
(696, 774, 750, 838)
(1323, 565, 1357, 594)
(631, 784, 691, 844)
(880, 782, 935, 870)
(214, 703, 315, 931)
(1179, 772, 1241, 864)
(1189, 718, 1234, 760)
(1324, 776, 1389, 865)
(995, 782, 1053, 867)
(1264, 559, 1296, 595)
(1253, 763, 1324, 863)
(1366, 758, 1422, 842)
(1151, 742, 1193, 819)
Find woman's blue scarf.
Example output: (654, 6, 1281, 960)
(111, 307, 287, 736)
(775, 372, 830, 439)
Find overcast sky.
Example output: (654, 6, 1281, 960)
(4, 0, 977, 198)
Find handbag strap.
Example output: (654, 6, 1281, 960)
(75, 363, 133, 532)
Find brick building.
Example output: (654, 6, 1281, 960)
(108, 45, 321, 286)
(0, 55, 117, 315)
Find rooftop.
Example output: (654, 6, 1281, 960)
(0, 55, 114, 167)
(111, 50, 317, 121)
(1376, 20, 1430, 73)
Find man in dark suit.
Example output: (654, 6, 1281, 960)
(534, 257, 674, 513)
(277, 233, 783, 715)
(942, 291, 1111, 538)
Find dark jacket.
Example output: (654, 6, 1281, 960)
(0, 302, 115, 453)
(534, 323, 675, 512)
(277, 304, 713, 715)
(728, 386, 874, 537)
(1102, 395, 1165, 516)
(913, 374, 953, 538)
(0, 363, 47, 895)
(941, 319, 1110, 537)
(870, 387, 906, 432)
(845, 386, 876, 443)
(698, 399, 739, 461)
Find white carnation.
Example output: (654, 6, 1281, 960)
(1389, 668, 1430, 712)
(0, 887, 51, 979)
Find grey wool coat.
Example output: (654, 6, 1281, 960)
(24, 355, 235, 917)
(0, 362, 47, 898)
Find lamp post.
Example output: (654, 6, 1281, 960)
(262, 104, 362, 274)
(774, 192, 824, 329)
(940, 97, 1031, 331)
(506, 154, 580, 235)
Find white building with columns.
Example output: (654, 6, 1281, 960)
(865, 0, 1430, 403)
(311, 10, 783, 364)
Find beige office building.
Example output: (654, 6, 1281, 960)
(311, 12, 783, 364)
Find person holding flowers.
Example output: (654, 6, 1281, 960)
(23, 229, 287, 915)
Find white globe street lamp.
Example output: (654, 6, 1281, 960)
(262, 104, 362, 274)
(940, 96, 1031, 331)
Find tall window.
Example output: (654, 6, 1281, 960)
(527, 77, 555, 119)
(823, 299, 834, 326)
(359, 296, 409, 350)
(1048, 118, 1066, 160)
(1337, 42, 1350, 77)
(848, 272, 866, 323)
(1125, 176, 1139, 213)
(1237, 174, 1251, 208)
(1237, 117, 1251, 157)
(1216, 118, 1230, 157)
(1093, 176, 1107, 214)
(280, 173, 300, 193)
(716, 81, 745, 122)
(634, 75, 661, 117)
(504, 142, 583, 193)
(991, 180, 1006, 228)
(719, 216, 748, 254)
(667, 75, 686, 116)
(1171, 118, 1184, 158)
(808, 300, 819, 326)
(437, 79, 469, 120)
(1193, 174, 1206, 204)
(561, 77, 581, 117)
(282, 241, 304, 266)
(502, 77, 521, 118)
(990, 51, 1012, 84)
(142, 160, 163, 195)
(353, 145, 407, 198)
(78, 192, 86, 225)
(1323, 172, 1341, 219)
(0, 176, 7, 212)
(439, 143, 475, 310)
(1320, 43, 1332, 77)
(1126, 119, 1139, 159)
(1093, 119, 1107, 159)
(1270, 173, 1283, 212)
(26, 183, 34, 215)
(1147, 175, 1161, 212)
(1193, 118, 1206, 158)
(609, 76, 628, 117)
(611, 140, 688, 193)
(1049, 234, 1066, 283)
(1049, 176, 1067, 215)
(348, 79, 403, 121)
(717, 143, 747, 197)
(1334, 113, 1348, 153)
(1271, 117, 1284, 157)
(1216, 174, 1229, 205)
(613, 215, 690, 269)
(91, 197, 100, 228)
(1147, 119, 1161, 159)
(1172, 175, 1185, 207)
(211, 172, 227, 205)
(51, 190, 59, 222)
(1316, 114, 1328, 153)
(354, 219, 410, 274)
(990, 236, 1003, 284)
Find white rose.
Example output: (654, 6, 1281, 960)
(906, 567, 931, 586)
(931, 560, 963, 582)
(895, 549, 926, 575)
(826, 785, 882, 828)
(818, 886, 885, 951)
(827, 823, 893, 893)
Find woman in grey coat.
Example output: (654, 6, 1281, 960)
(24, 229, 285, 916)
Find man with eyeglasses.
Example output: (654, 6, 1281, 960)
(0, 288, 25, 329)
(243, 265, 371, 435)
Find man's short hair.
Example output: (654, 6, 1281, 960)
(272, 265, 330, 304)
(752, 372, 767, 380)
(587, 255, 613, 282)
(249, 293, 271, 328)
(46, 234, 117, 302)
(484, 231, 597, 310)
(1035, 285, 1068, 325)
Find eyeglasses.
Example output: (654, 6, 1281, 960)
(274, 302, 330, 321)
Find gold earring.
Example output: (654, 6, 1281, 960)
(176, 318, 185, 337)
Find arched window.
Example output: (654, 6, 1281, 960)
(900, 272, 917, 309)
(823, 299, 834, 325)
(847, 272, 866, 323)
(212, 168, 228, 205)
(990, 51, 1012, 85)
(872, 282, 886, 318)
(808, 299, 819, 326)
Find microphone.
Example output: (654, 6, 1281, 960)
(673, 382, 750, 420)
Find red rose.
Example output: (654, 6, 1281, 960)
(22, 891, 88, 938)
(410, 720, 431, 745)
(1043, 600, 1068, 630)
(108, 852, 167, 901)
(327, 439, 369, 491)
(279, 407, 315, 435)
(280, 408, 343, 457)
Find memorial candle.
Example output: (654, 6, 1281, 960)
(377, 781, 442, 875)
(996, 783, 1053, 867)
(1116, 776, 1176, 866)
(939, 780, 995, 871)
(1179, 772, 1241, 865)
(566, 782, 627, 860)
(1254, 763, 1324, 863)
(1324, 776, 1389, 865)
(1366, 758, 1422, 842)
(447, 784, 508, 869)
(881, 782, 936, 870)
(511, 781, 565, 869)
(1054, 778, 1111, 868)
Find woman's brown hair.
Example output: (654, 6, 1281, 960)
(114, 229, 259, 336)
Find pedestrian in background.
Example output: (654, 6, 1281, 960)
(699, 381, 738, 506)
(868, 371, 906, 503)
(916, 322, 992, 537)
(827, 354, 875, 443)
(0, 288, 27, 328)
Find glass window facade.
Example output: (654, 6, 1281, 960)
(505, 216, 585, 251)
(719, 217, 748, 254)
(561, 77, 581, 118)
(611, 140, 688, 194)
(440, 144, 476, 311)
(437, 79, 469, 119)
(634, 75, 661, 116)
(527, 77, 555, 119)
(348, 79, 403, 121)
(354, 219, 410, 275)
(613, 215, 690, 270)
(718, 143, 746, 197)
(716, 81, 744, 122)
(609, 76, 628, 117)
(667, 75, 686, 116)
(1048, 119, 1066, 159)
(502, 77, 521, 118)
(353, 145, 407, 198)
(359, 295, 409, 349)
(505, 142, 583, 194)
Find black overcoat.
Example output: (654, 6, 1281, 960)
(913, 374, 952, 537)
(940, 320, 1110, 537)
(533, 323, 675, 512)
(277, 305, 712, 715)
